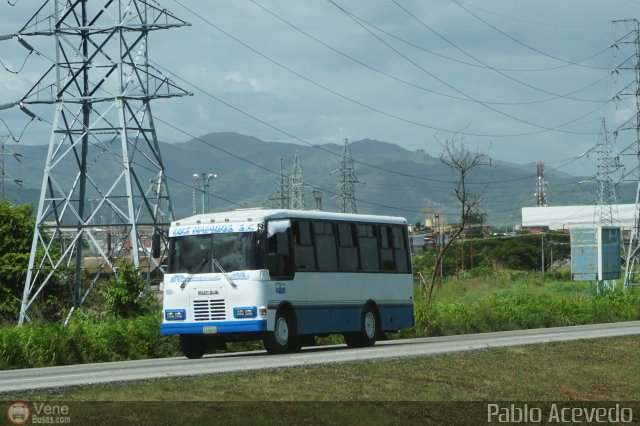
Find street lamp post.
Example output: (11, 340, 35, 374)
(193, 172, 218, 214)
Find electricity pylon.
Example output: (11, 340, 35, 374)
(264, 157, 290, 209)
(289, 150, 306, 210)
(334, 138, 359, 213)
(594, 119, 621, 226)
(612, 19, 640, 288)
(16, 1, 190, 324)
(0, 136, 23, 199)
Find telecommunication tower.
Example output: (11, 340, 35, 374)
(13, 1, 190, 324)
(535, 161, 547, 207)
(335, 138, 359, 213)
(289, 150, 306, 210)
(612, 19, 640, 288)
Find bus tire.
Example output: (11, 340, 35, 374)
(344, 304, 378, 348)
(180, 334, 205, 359)
(263, 310, 300, 354)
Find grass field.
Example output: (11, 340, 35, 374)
(3, 335, 637, 401)
(2, 335, 638, 424)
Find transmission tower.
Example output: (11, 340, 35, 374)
(264, 157, 290, 209)
(289, 150, 306, 210)
(535, 161, 547, 207)
(14, 1, 190, 324)
(335, 138, 359, 213)
(0, 136, 23, 199)
(312, 188, 323, 211)
(612, 19, 640, 288)
(593, 119, 621, 226)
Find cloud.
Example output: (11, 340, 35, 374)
(1, 0, 639, 177)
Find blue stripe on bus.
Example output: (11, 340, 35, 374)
(160, 319, 267, 335)
(295, 305, 414, 335)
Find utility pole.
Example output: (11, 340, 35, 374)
(193, 172, 217, 214)
(290, 150, 306, 210)
(14, 1, 190, 325)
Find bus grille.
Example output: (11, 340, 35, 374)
(192, 299, 226, 321)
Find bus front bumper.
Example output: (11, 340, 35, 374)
(160, 319, 267, 335)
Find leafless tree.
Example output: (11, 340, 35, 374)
(427, 136, 492, 301)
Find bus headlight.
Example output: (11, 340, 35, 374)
(233, 306, 257, 318)
(165, 309, 186, 321)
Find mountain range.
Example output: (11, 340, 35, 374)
(3, 132, 631, 227)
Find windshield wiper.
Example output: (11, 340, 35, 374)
(180, 257, 208, 289)
(213, 258, 237, 288)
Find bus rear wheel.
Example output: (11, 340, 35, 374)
(180, 334, 206, 359)
(344, 305, 379, 348)
(263, 310, 300, 354)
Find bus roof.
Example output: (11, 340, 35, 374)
(171, 209, 408, 228)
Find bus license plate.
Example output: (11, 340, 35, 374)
(202, 326, 218, 334)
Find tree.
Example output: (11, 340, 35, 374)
(427, 137, 492, 301)
(100, 262, 154, 318)
(0, 200, 36, 321)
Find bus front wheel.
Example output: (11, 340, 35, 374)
(344, 305, 378, 348)
(180, 334, 205, 359)
(263, 310, 300, 354)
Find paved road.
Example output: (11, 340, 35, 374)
(1, 321, 639, 393)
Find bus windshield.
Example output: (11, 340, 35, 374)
(168, 232, 263, 274)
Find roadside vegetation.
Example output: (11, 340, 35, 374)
(7, 335, 639, 401)
(0, 198, 639, 370)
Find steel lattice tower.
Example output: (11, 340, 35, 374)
(312, 188, 323, 211)
(612, 19, 640, 288)
(289, 150, 306, 210)
(535, 162, 547, 207)
(17, 1, 190, 324)
(264, 157, 290, 209)
(594, 119, 621, 226)
(0, 136, 22, 199)
(337, 139, 359, 213)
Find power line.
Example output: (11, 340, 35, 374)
(175, 0, 602, 138)
(248, 0, 608, 106)
(450, 0, 611, 70)
(328, 0, 605, 136)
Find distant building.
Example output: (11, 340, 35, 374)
(521, 204, 635, 230)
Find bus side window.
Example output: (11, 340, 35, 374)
(314, 221, 338, 271)
(293, 220, 317, 271)
(379, 225, 395, 271)
(267, 228, 294, 279)
(392, 226, 410, 273)
(338, 223, 359, 271)
(357, 224, 380, 272)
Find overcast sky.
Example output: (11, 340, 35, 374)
(2, 0, 640, 177)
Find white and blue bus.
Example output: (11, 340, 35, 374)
(160, 209, 414, 358)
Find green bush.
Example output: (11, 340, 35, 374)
(0, 313, 179, 370)
(411, 288, 640, 337)
(100, 262, 156, 318)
